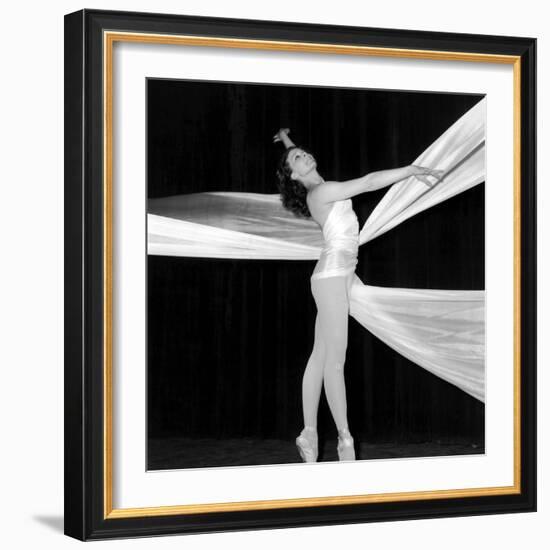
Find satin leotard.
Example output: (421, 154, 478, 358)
(311, 199, 359, 281)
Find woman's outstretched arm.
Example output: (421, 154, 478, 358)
(313, 164, 444, 203)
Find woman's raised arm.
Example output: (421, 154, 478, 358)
(313, 165, 444, 203)
(273, 128, 296, 149)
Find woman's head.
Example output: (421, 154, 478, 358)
(276, 146, 316, 218)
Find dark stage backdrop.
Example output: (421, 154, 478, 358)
(147, 79, 485, 443)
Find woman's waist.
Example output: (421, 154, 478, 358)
(317, 246, 358, 265)
(321, 238, 359, 253)
(313, 249, 357, 278)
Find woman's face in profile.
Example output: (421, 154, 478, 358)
(288, 148, 317, 180)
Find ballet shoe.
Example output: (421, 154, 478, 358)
(337, 428, 356, 462)
(296, 427, 318, 463)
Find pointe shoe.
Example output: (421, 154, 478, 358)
(337, 428, 356, 461)
(296, 427, 318, 463)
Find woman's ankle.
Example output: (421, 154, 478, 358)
(337, 427, 352, 438)
(301, 426, 318, 440)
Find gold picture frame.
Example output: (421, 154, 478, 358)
(64, 9, 536, 540)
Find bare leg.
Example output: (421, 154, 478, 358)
(295, 316, 324, 462)
(301, 315, 325, 429)
(311, 275, 352, 432)
(297, 273, 355, 462)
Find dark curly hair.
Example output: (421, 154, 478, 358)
(276, 146, 313, 218)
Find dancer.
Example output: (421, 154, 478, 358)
(273, 128, 443, 462)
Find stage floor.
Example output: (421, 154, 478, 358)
(148, 435, 484, 470)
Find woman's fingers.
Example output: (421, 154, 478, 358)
(273, 128, 290, 141)
(431, 170, 445, 182)
(416, 175, 434, 188)
(415, 167, 445, 185)
(429, 168, 445, 179)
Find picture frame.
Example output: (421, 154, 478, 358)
(64, 8, 537, 541)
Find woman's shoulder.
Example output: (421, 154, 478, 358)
(306, 184, 325, 210)
(308, 180, 342, 205)
(307, 185, 339, 223)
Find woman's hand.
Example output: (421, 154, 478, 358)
(409, 165, 445, 188)
(273, 128, 291, 143)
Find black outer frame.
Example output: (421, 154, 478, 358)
(64, 8, 537, 541)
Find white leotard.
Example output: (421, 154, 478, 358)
(311, 199, 359, 281)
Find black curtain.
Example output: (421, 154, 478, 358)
(147, 79, 485, 442)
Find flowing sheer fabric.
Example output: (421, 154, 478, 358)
(349, 280, 485, 401)
(147, 99, 486, 401)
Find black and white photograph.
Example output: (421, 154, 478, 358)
(146, 79, 486, 471)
